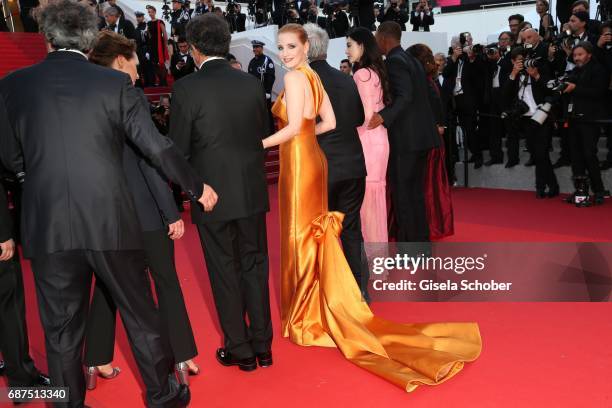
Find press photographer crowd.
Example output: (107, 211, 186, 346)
(85, 0, 611, 209)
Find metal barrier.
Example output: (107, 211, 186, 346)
(1, 0, 16, 32)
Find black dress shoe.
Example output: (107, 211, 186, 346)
(505, 160, 519, 168)
(473, 158, 483, 169)
(216, 348, 257, 372)
(256, 351, 273, 368)
(484, 159, 503, 166)
(524, 157, 535, 167)
(35, 373, 51, 387)
(0, 360, 5, 376)
(536, 190, 547, 199)
(547, 186, 560, 198)
(594, 192, 605, 205)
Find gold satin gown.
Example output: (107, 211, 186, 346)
(271, 64, 482, 392)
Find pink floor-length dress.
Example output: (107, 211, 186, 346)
(354, 68, 389, 244)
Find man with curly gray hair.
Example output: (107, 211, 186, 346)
(0, 1, 217, 406)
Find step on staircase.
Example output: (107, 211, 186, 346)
(0, 32, 47, 78)
(455, 135, 612, 194)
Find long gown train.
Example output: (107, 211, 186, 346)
(272, 64, 481, 392)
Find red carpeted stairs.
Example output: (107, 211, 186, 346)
(0, 32, 47, 78)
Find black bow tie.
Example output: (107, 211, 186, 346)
(108, 24, 117, 30)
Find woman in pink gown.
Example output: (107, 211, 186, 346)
(345, 28, 391, 244)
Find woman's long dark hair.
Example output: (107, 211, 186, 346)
(347, 27, 392, 106)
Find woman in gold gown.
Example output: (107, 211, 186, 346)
(262, 24, 482, 392)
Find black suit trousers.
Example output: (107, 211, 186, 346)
(328, 177, 367, 290)
(30, 250, 181, 408)
(84, 229, 197, 366)
(515, 118, 558, 191)
(487, 88, 505, 161)
(569, 122, 605, 193)
(0, 255, 40, 387)
(455, 94, 481, 158)
(196, 212, 272, 359)
(389, 151, 430, 242)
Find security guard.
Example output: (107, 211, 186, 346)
(248, 40, 275, 100)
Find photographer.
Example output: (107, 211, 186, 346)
(442, 33, 483, 168)
(378, 0, 409, 31)
(502, 47, 559, 198)
(562, 42, 608, 204)
(194, 0, 212, 15)
(410, 0, 434, 32)
(595, 21, 612, 170)
(170, 0, 191, 39)
(322, 1, 350, 38)
(225, 2, 247, 33)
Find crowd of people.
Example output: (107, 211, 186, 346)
(433, 0, 611, 204)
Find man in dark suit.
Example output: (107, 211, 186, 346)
(0, 2, 217, 406)
(171, 37, 196, 80)
(101, 6, 137, 41)
(410, 0, 434, 32)
(170, 14, 272, 372)
(0, 180, 51, 393)
(370, 21, 439, 243)
(304, 24, 369, 294)
(563, 42, 608, 203)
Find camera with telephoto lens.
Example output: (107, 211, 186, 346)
(501, 99, 530, 119)
(551, 27, 573, 48)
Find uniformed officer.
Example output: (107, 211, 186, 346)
(248, 40, 275, 100)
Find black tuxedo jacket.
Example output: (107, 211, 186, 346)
(442, 55, 481, 107)
(0, 183, 11, 243)
(501, 70, 551, 112)
(567, 60, 609, 120)
(170, 59, 269, 224)
(410, 10, 434, 31)
(170, 53, 196, 80)
(310, 60, 367, 183)
(0, 51, 203, 258)
(380, 47, 439, 154)
(101, 19, 137, 42)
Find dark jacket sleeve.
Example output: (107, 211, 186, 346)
(0, 183, 12, 243)
(0, 94, 24, 178)
(501, 76, 519, 111)
(136, 157, 181, 225)
(427, 80, 444, 126)
(572, 64, 608, 99)
(379, 56, 413, 128)
(119, 76, 204, 202)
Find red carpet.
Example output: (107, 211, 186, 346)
(2, 187, 612, 407)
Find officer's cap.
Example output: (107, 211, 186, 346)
(251, 40, 265, 48)
(135, 11, 145, 16)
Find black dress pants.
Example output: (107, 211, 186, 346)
(0, 255, 41, 387)
(569, 122, 605, 193)
(487, 88, 504, 162)
(389, 151, 430, 242)
(328, 177, 367, 290)
(84, 229, 197, 366)
(455, 94, 481, 159)
(197, 212, 272, 359)
(517, 118, 558, 191)
(30, 250, 180, 408)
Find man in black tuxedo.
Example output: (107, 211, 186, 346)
(101, 6, 136, 41)
(170, 14, 272, 372)
(0, 180, 51, 392)
(410, 0, 434, 32)
(171, 37, 196, 80)
(563, 42, 608, 203)
(304, 24, 369, 294)
(370, 21, 439, 243)
(0, 1, 217, 406)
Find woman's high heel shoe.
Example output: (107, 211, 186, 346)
(175, 361, 200, 386)
(85, 366, 121, 390)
